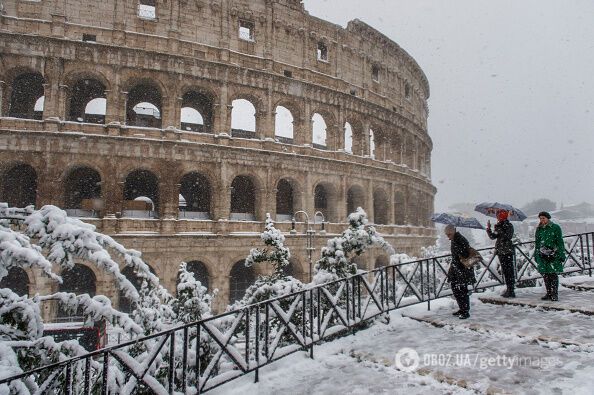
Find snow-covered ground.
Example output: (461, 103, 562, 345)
(210, 277, 594, 395)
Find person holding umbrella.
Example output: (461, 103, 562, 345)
(486, 210, 516, 298)
(445, 225, 476, 319)
(535, 211, 565, 301)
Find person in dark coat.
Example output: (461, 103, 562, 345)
(535, 211, 565, 301)
(445, 225, 476, 319)
(487, 210, 516, 297)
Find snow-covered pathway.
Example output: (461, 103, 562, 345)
(210, 279, 594, 395)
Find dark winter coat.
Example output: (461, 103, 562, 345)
(535, 221, 565, 274)
(447, 232, 476, 285)
(487, 219, 515, 256)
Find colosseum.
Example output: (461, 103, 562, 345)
(0, 0, 435, 314)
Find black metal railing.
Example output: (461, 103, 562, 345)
(0, 231, 592, 394)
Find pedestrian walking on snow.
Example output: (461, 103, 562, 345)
(534, 211, 565, 301)
(445, 225, 476, 319)
(487, 210, 516, 298)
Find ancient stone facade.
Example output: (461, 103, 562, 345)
(0, 0, 436, 313)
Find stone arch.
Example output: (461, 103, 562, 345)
(67, 76, 107, 124)
(370, 124, 387, 160)
(180, 89, 215, 133)
(274, 105, 294, 141)
(347, 118, 365, 156)
(373, 188, 389, 225)
(229, 260, 255, 303)
(311, 112, 327, 148)
(231, 98, 257, 136)
(57, 264, 97, 318)
(0, 267, 29, 297)
(0, 162, 38, 208)
(230, 174, 258, 221)
(275, 177, 300, 221)
(118, 264, 156, 313)
(313, 181, 338, 223)
(179, 172, 212, 220)
(123, 169, 159, 218)
(8, 72, 45, 120)
(125, 80, 163, 128)
(178, 260, 210, 291)
(347, 184, 366, 215)
(63, 166, 102, 216)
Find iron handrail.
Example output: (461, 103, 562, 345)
(0, 230, 592, 394)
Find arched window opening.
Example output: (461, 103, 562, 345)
(1, 163, 37, 208)
(229, 260, 255, 303)
(274, 106, 294, 143)
(231, 99, 256, 138)
(347, 185, 365, 216)
(373, 189, 389, 225)
(394, 191, 406, 225)
(68, 79, 106, 124)
(314, 183, 336, 223)
(312, 113, 327, 149)
(0, 267, 29, 296)
(317, 42, 328, 62)
(344, 122, 353, 153)
(57, 264, 96, 320)
(8, 73, 45, 120)
(180, 91, 213, 133)
(123, 170, 159, 218)
(126, 84, 162, 128)
(276, 179, 294, 221)
(179, 261, 209, 291)
(64, 167, 101, 217)
(119, 265, 156, 313)
(230, 176, 256, 221)
(9, 73, 45, 120)
(179, 173, 211, 220)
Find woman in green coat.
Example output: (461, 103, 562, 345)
(534, 211, 566, 301)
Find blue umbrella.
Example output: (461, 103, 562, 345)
(474, 202, 527, 222)
(431, 212, 484, 229)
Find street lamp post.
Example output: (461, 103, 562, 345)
(291, 210, 316, 282)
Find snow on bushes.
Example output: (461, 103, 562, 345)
(313, 208, 394, 284)
(231, 214, 304, 309)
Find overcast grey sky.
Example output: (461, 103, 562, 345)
(303, 0, 594, 211)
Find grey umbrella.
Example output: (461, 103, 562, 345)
(431, 212, 484, 229)
(474, 202, 527, 222)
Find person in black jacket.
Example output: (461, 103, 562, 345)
(487, 210, 516, 298)
(445, 225, 476, 319)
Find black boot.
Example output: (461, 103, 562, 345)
(452, 310, 462, 316)
(541, 275, 551, 300)
(458, 312, 470, 319)
(550, 274, 559, 301)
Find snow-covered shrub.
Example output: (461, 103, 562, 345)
(231, 214, 304, 309)
(313, 208, 394, 284)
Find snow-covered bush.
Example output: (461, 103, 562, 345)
(313, 208, 394, 284)
(0, 204, 218, 393)
(231, 214, 304, 309)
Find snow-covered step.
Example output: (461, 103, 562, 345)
(404, 296, 594, 348)
(335, 306, 594, 394)
(478, 286, 594, 315)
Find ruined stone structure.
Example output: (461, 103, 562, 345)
(0, 0, 435, 313)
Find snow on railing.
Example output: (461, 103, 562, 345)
(1, 226, 592, 394)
